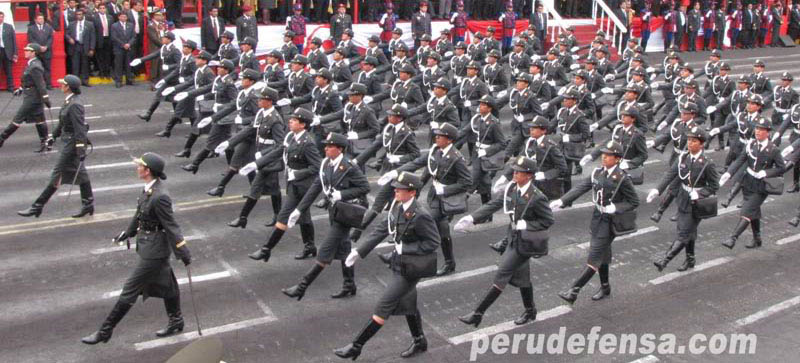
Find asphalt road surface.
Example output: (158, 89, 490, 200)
(1, 46, 799, 363)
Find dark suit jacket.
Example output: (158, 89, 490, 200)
(110, 21, 136, 53)
(201, 16, 225, 52)
(92, 13, 114, 49)
(0, 23, 17, 60)
(27, 23, 54, 59)
(66, 20, 96, 54)
(123, 180, 186, 260)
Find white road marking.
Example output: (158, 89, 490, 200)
(46, 115, 101, 123)
(734, 295, 800, 327)
(90, 234, 205, 255)
(50, 104, 93, 110)
(90, 143, 125, 150)
(85, 161, 135, 170)
(577, 226, 659, 249)
(417, 266, 499, 288)
(58, 183, 142, 197)
(447, 305, 572, 345)
(776, 234, 800, 245)
(134, 316, 277, 350)
(102, 270, 232, 298)
(87, 128, 113, 134)
(628, 355, 660, 363)
(649, 257, 734, 285)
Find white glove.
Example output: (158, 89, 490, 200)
(161, 86, 175, 96)
(570, 63, 580, 71)
(646, 189, 660, 203)
(706, 105, 717, 114)
(454, 215, 474, 231)
(771, 133, 781, 142)
(657, 121, 668, 131)
(235, 80, 242, 88)
(235, 115, 243, 124)
(571, 54, 579, 60)
(748, 169, 767, 179)
(558, 87, 566, 96)
(344, 58, 350, 65)
(781, 145, 795, 158)
(604, 203, 616, 214)
(287, 169, 296, 181)
(690, 190, 700, 200)
(601, 87, 614, 94)
(351, 158, 358, 166)
(515, 219, 527, 230)
(646, 140, 656, 148)
(651, 81, 660, 88)
(709, 127, 720, 136)
(430, 121, 440, 129)
(514, 114, 524, 122)
(619, 160, 630, 170)
(549, 199, 563, 209)
(179, 77, 185, 83)
(604, 74, 615, 82)
(259, 59, 266, 65)
(363, 95, 373, 104)
(580, 154, 593, 166)
(174, 92, 188, 101)
(490, 86, 499, 92)
(311, 115, 321, 127)
(345, 249, 360, 267)
(401, 102, 408, 109)
(331, 190, 342, 202)
(239, 162, 258, 176)
(444, 51, 453, 58)
(463, 100, 472, 108)
(589, 122, 599, 132)
(214, 141, 230, 154)
(209, 60, 220, 67)
(433, 181, 444, 195)
(535, 172, 546, 181)
(155, 79, 166, 89)
(378, 170, 398, 186)
(646, 66, 655, 73)
(719, 172, 731, 187)
(492, 175, 509, 194)
(198, 117, 213, 128)
(650, 74, 658, 81)
(287, 209, 301, 228)
(130, 58, 142, 67)
(541, 102, 550, 109)
(590, 93, 597, 99)
(347, 131, 359, 140)
(277, 98, 291, 107)
(332, 83, 339, 91)
(197, 94, 205, 101)
(570, 46, 580, 52)
(783, 114, 790, 121)
(562, 134, 571, 143)
(255, 151, 262, 159)
(162, 64, 169, 71)
(388, 154, 401, 163)
(477, 149, 487, 157)
(497, 90, 508, 98)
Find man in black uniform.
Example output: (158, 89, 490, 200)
(330, 3, 353, 43)
(248, 108, 322, 262)
(455, 156, 554, 328)
(334, 172, 440, 360)
(649, 127, 719, 272)
(18, 75, 93, 218)
(110, 12, 136, 87)
(65, 8, 96, 86)
(411, 1, 432, 50)
(0, 43, 51, 152)
(551, 141, 640, 303)
(81, 152, 192, 344)
(281, 132, 370, 301)
(27, 14, 54, 89)
(236, 5, 259, 43)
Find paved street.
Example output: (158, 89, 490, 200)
(1, 47, 800, 363)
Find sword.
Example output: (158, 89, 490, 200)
(186, 265, 203, 336)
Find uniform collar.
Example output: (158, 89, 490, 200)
(393, 121, 405, 131)
(328, 153, 344, 170)
(144, 179, 157, 193)
(517, 180, 532, 196)
(440, 143, 453, 155)
(293, 129, 307, 141)
(402, 197, 415, 211)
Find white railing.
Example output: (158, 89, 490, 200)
(591, 0, 628, 56)
(542, 1, 567, 45)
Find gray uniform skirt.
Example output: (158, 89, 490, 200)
(375, 272, 420, 318)
(118, 258, 179, 304)
(49, 143, 90, 186)
(492, 240, 532, 289)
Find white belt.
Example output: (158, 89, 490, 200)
(387, 153, 402, 161)
(673, 146, 681, 153)
(257, 137, 275, 145)
(476, 142, 493, 149)
(739, 137, 749, 144)
(681, 185, 701, 193)
(776, 107, 789, 113)
(746, 167, 763, 178)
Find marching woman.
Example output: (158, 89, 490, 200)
(549, 141, 640, 304)
(334, 172, 439, 360)
(0, 43, 51, 152)
(227, 86, 285, 229)
(18, 75, 93, 218)
(719, 116, 786, 249)
(454, 156, 554, 327)
(280, 133, 370, 300)
(460, 95, 507, 210)
(648, 127, 719, 272)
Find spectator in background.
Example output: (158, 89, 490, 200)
(110, 11, 135, 87)
(640, 3, 652, 52)
(771, 1, 784, 47)
(92, 3, 114, 78)
(687, 1, 701, 52)
(532, 3, 547, 46)
(106, 0, 121, 21)
(286, 3, 306, 53)
(237, 5, 259, 42)
(379, 2, 398, 43)
(201, 7, 225, 54)
(66, 8, 96, 86)
(258, 0, 276, 24)
(27, 1, 49, 26)
(166, 0, 185, 28)
(28, 14, 55, 88)
(330, 2, 353, 42)
(0, 11, 17, 92)
(146, 8, 168, 88)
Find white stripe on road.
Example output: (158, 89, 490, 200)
(447, 305, 572, 345)
(134, 316, 277, 350)
(648, 257, 734, 285)
(85, 161, 134, 170)
(46, 115, 101, 123)
(102, 270, 232, 298)
(628, 355, 660, 363)
(776, 234, 800, 245)
(734, 295, 800, 327)
(91, 143, 125, 150)
(58, 183, 142, 197)
(87, 128, 113, 134)
(90, 234, 205, 255)
(576, 226, 659, 249)
(417, 266, 499, 289)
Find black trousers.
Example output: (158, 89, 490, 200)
(95, 40, 112, 77)
(113, 50, 133, 83)
(70, 47, 91, 82)
(167, 0, 186, 26)
(0, 52, 13, 89)
(40, 54, 53, 87)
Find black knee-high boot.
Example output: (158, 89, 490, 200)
(654, 240, 685, 271)
(401, 312, 427, 358)
(789, 164, 800, 193)
(677, 238, 696, 271)
(333, 318, 383, 360)
(515, 286, 537, 324)
(156, 117, 180, 137)
(246, 171, 255, 184)
(558, 266, 596, 304)
(264, 194, 281, 227)
(331, 260, 357, 298)
(746, 219, 762, 248)
(282, 263, 325, 300)
(81, 301, 133, 344)
(72, 181, 95, 218)
(723, 218, 750, 249)
(138, 99, 159, 121)
(174, 133, 198, 157)
(592, 264, 611, 300)
(182, 149, 210, 174)
(721, 182, 742, 208)
(155, 295, 184, 337)
(650, 191, 675, 222)
(207, 169, 236, 197)
(459, 286, 503, 327)
(436, 237, 456, 276)
(296, 223, 317, 259)
(34, 122, 50, 152)
(480, 193, 492, 221)
(248, 228, 286, 262)
(18, 185, 58, 217)
(0, 123, 19, 148)
(228, 197, 257, 228)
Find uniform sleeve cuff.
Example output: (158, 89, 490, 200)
(176, 240, 187, 248)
